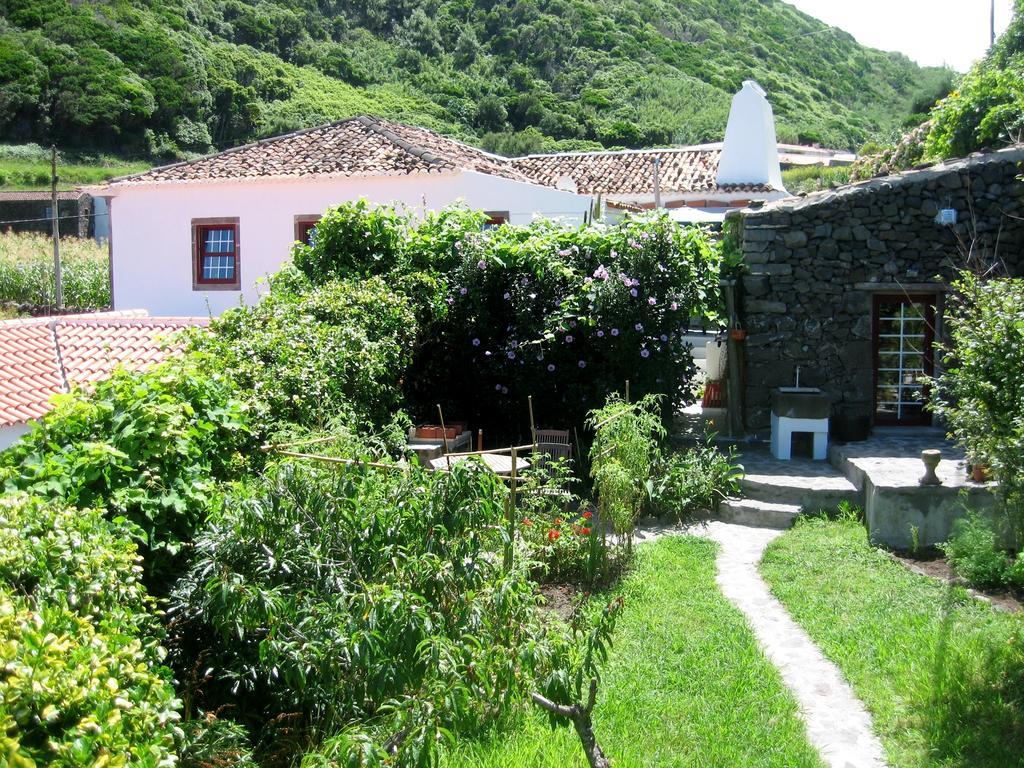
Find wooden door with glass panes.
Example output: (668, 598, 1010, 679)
(872, 295, 936, 426)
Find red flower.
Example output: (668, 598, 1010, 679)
(554, 518, 563, 526)
(580, 526, 592, 536)
(522, 518, 533, 527)
(548, 529, 560, 542)
(582, 510, 593, 520)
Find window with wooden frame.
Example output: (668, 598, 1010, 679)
(294, 215, 321, 246)
(192, 218, 240, 290)
(483, 211, 509, 230)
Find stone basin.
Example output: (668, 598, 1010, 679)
(772, 387, 830, 419)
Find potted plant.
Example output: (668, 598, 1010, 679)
(729, 327, 747, 342)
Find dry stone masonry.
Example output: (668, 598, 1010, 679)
(729, 145, 1024, 435)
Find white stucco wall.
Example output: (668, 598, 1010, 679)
(107, 171, 592, 316)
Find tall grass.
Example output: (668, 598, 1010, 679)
(0, 144, 150, 190)
(781, 164, 853, 195)
(0, 232, 110, 310)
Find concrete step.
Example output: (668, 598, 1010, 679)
(739, 470, 860, 512)
(717, 498, 802, 529)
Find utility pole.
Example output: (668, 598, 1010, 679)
(992, 0, 997, 48)
(50, 145, 62, 310)
(652, 156, 662, 209)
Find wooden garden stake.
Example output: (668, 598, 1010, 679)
(528, 394, 537, 448)
(437, 403, 451, 468)
(503, 446, 519, 571)
(625, 379, 630, 403)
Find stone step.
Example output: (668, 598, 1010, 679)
(717, 498, 802, 529)
(739, 470, 860, 512)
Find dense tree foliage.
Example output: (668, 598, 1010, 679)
(0, 0, 950, 157)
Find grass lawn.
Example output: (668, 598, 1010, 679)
(443, 536, 823, 768)
(0, 156, 150, 189)
(761, 518, 1024, 768)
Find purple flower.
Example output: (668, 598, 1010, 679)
(611, 328, 620, 336)
(630, 288, 638, 297)
(641, 349, 651, 358)
(454, 241, 463, 250)
(501, 386, 509, 394)
(631, 278, 640, 287)
(547, 363, 556, 372)
(648, 297, 656, 306)
(570, 320, 577, 328)
(495, 383, 502, 391)
(565, 335, 574, 343)
(610, 250, 618, 258)
(477, 259, 486, 269)
(446, 297, 454, 305)
(670, 301, 678, 311)
(634, 323, 644, 331)
(660, 334, 669, 342)
(578, 360, 586, 368)
(593, 265, 610, 280)
(472, 338, 481, 346)
(520, 276, 529, 286)
(459, 287, 468, 295)
(597, 330, 605, 338)
(503, 292, 511, 300)
(558, 248, 572, 257)
(507, 351, 516, 360)
(629, 239, 640, 249)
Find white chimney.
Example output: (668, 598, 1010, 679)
(716, 80, 786, 192)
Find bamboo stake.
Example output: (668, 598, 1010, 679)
(437, 403, 451, 469)
(477, 429, 483, 452)
(528, 395, 537, 448)
(504, 446, 518, 571)
(444, 443, 535, 458)
(625, 379, 630, 403)
(272, 450, 408, 472)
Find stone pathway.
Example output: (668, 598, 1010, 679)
(637, 520, 888, 768)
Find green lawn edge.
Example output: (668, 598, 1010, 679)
(442, 536, 824, 768)
(761, 518, 1024, 768)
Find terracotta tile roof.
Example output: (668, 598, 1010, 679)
(511, 148, 776, 197)
(0, 190, 88, 202)
(0, 311, 208, 428)
(103, 116, 533, 187)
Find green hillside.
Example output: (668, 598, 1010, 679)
(0, 0, 951, 159)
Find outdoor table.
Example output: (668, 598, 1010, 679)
(429, 452, 530, 476)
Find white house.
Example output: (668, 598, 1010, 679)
(511, 81, 791, 221)
(90, 117, 595, 316)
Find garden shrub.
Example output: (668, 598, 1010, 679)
(587, 394, 665, 539)
(408, 212, 720, 438)
(932, 273, 1024, 547)
(292, 199, 407, 282)
(172, 460, 543, 763)
(942, 515, 1010, 590)
(0, 495, 180, 766)
(190, 268, 417, 434)
(646, 437, 743, 522)
(0, 360, 254, 587)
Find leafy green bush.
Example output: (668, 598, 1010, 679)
(932, 273, 1024, 546)
(190, 268, 417, 435)
(0, 495, 180, 766)
(292, 198, 407, 282)
(410, 212, 720, 436)
(942, 515, 1010, 590)
(0, 233, 110, 309)
(647, 438, 743, 522)
(587, 394, 664, 540)
(0, 360, 254, 586)
(173, 460, 543, 763)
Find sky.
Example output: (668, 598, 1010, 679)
(785, 0, 1014, 71)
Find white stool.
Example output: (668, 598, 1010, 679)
(771, 413, 828, 461)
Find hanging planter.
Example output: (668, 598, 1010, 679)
(729, 328, 747, 342)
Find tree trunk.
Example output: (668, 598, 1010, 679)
(531, 678, 611, 768)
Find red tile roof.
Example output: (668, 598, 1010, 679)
(102, 117, 533, 187)
(511, 147, 776, 197)
(0, 311, 208, 428)
(0, 190, 88, 202)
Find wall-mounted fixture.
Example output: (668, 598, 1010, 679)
(936, 208, 957, 226)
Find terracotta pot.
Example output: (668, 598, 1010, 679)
(730, 328, 747, 341)
(972, 464, 991, 483)
(416, 425, 440, 439)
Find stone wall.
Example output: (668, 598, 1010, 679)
(731, 145, 1024, 436)
(0, 193, 93, 238)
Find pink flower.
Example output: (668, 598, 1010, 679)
(477, 259, 487, 269)
(648, 297, 656, 305)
